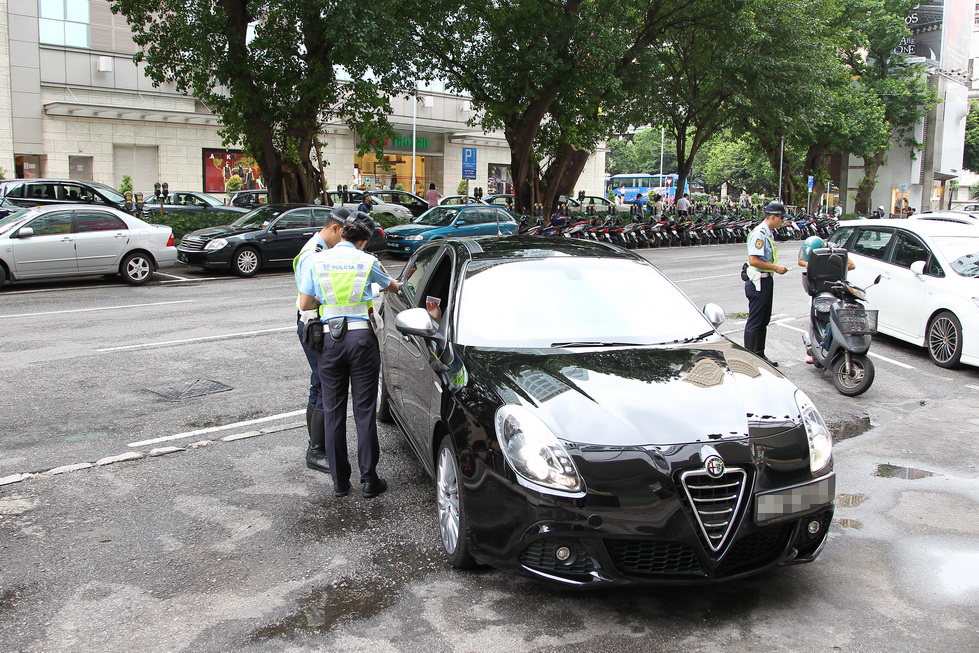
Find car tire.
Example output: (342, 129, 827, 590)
(232, 246, 261, 277)
(377, 364, 393, 424)
(120, 252, 154, 285)
(927, 311, 963, 368)
(436, 436, 478, 569)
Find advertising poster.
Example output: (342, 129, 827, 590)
(896, 2, 943, 64)
(202, 149, 264, 194)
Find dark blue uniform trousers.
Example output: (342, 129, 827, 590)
(744, 275, 774, 332)
(297, 314, 322, 409)
(318, 329, 381, 487)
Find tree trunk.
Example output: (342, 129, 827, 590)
(854, 152, 885, 215)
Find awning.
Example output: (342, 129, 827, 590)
(43, 101, 222, 126)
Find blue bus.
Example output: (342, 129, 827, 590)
(607, 173, 688, 204)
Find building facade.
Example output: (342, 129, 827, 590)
(1, 0, 606, 201)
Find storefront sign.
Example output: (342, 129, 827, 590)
(359, 131, 444, 154)
(202, 149, 264, 194)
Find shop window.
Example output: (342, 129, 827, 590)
(39, 0, 89, 47)
(69, 156, 93, 182)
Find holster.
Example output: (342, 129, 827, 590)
(327, 316, 348, 341)
(302, 320, 324, 351)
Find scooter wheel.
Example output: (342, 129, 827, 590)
(831, 354, 875, 397)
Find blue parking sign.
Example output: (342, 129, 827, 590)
(462, 147, 477, 180)
(807, 175, 814, 191)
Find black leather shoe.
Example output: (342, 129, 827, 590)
(334, 482, 351, 497)
(361, 477, 388, 499)
(763, 357, 779, 368)
(306, 448, 330, 473)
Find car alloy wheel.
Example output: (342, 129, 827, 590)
(233, 247, 260, 277)
(121, 252, 152, 285)
(927, 311, 962, 368)
(436, 437, 476, 568)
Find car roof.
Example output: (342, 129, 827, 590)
(840, 219, 979, 236)
(433, 235, 642, 262)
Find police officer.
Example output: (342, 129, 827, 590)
(294, 207, 351, 473)
(744, 201, 788, 366)
(298, 213, 400, 498)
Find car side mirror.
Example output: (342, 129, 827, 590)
(16, 227, 34, 238)
(909, 261, 926, 276)
(702, 303, 726, 328)
(395, 307, 445, 346)
(455, 219, 467, 226)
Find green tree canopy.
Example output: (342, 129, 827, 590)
(111, 0, 421, 203)
(962, 101, 979, 173)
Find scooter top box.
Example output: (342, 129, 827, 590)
(807, 247, 849, 296)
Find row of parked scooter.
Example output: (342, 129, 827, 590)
(517, 210, 842, 248)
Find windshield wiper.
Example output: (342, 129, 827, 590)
(550, 341, 645, 348)
(646, 331, 717, 346)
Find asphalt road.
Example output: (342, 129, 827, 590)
(2, 243, 978, 652)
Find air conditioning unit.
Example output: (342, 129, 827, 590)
(460, 100, 472, 113)
(95, 56, 113, 72)
(419, 95, 434, 108)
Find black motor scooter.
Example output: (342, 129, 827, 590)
(802, 246, 881, 396)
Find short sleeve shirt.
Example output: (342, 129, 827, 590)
(747, 222, 776, 264)
(299, 242, 394, 322)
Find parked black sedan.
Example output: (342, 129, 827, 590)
(141, 190, 247, 218)
(377, 236, 835, 586)
(178, 204, 384, 276)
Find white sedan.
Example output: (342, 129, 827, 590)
(0, 204, 177, 288)
(828, 219, 979, 368)
(912, 210, 979, 226)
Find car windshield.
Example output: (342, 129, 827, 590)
(414, 206, 461, 227)
(86, 181, 126, 203)
(230, 205, 288, 228)
(456, 257, 716, 347)
(932, 236, 979, 277)
(199, 193, 222, 207)
(0, 209, 34, 236)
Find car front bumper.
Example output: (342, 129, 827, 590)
(176, 248, 232, 269)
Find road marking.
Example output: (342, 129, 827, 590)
(155, 272, 191, 280)
(0, 300, 193, 319)
(128, 409, 306, 447)
(96, 326, 293, 352)
(672, 273, 741, 282)
(773, 318, 916, 369)
(967, 385, 979, 391)
(160, 277, 224, 284)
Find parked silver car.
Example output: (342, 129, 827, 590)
(0, 205, 177, 288)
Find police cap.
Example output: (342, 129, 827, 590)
(764, 201, 786, 216)
(345, 211, 375, 238)
(330, 206, 352, 223)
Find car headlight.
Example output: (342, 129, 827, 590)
(495, 405, 584, 496)
(204, 238, 228, 251)
(795, 390, 832, 473)
(404, 234, 424, 241)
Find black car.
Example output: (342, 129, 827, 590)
(377, 236, 835, 586)
(0, 178, 130, 212)
(141, 190, 247, 218)
(227, 189, 269, 209)
(177, 204, 384, 276)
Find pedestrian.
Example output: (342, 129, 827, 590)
(298, 213, 400, 498)
(834, 203, 842, 218)
(425, 182, 442, 208)
(357, 193, 373, 214)
(653, 194, 665, 218)
(293, 207, 350, 473)
(632, 193, 645, 221)
(743, 201, 788, 367)
(676, 193, 691, 218)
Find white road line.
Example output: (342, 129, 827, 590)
(96, 326, 293, 352)
(0, 300, 193, 319)
(128, 409, 306, 447)
(160, 277, 224, 284)
(672, 273, 741, 282)
(773, 319, 916, 369)
(967, 385, 979, 391)
(154, 272, 191, 280)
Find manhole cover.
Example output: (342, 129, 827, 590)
(145, 379, 232, 401)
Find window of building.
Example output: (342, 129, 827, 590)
(39, 0, 89, 48)
(68, 156, 93, 182)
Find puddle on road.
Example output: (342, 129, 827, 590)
(63, 432, 110, 442)
(0, 586, 28, 614)
(835, 493, 868, 508)
(289, 500, 391, 541)
(828, 415, 873, 442)
(935, 550, 979, 596)
(836, 518, 863, 530)
(874, 464, 942, 480)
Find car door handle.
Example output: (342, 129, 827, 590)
(303, 232, 314, 235)
(115, 233, 127, 238)
(61, 236, 72, 242)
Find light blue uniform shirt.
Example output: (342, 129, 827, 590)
(747, 222, 776, 266)
(298, 241, 394, 323)
(294, 233, 329, 287)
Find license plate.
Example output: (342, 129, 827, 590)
(755, 474, 835, 523)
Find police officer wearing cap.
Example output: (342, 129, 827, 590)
(293, 207, 351, 474)
(298, 212, 400, 498)
(744, 201, 788, 366)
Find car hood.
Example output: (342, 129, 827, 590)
(386, 223, 438, 236)
(185, 224, 258, 238)
(462, 339, 803, 447)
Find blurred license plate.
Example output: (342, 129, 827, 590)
(755, 474, 835, 523)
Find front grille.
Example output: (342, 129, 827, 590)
(680, 469, 747, 552)
(716, 523, 793, 574)
(607, 540, 703, 576)
(177, 236, 207, 251)
(520, 539, 593, 575)
(386, 233, 403, 241)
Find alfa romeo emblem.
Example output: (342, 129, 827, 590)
(704, 455, 725, 478)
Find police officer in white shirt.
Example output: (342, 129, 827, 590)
(744, 201, 788, 366)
